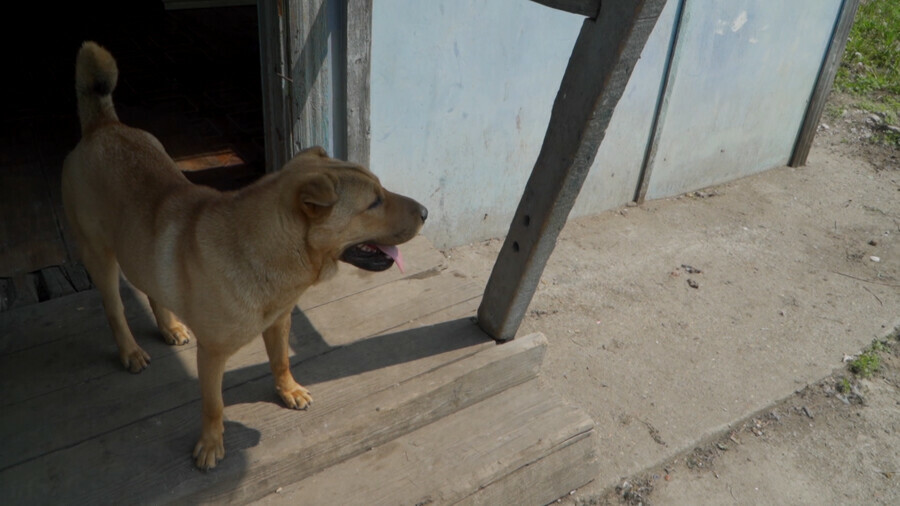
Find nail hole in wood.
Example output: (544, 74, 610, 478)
(512, 241, 520, 252)
(523, 215, 530, 226)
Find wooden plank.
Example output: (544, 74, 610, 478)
(253, 379, 596, 505)
(163, 0, 256, 9)
(285, 0, 332, 153)
(789, 0, 861, 167)
(458, 430, 597, 506)
(478, 0, 667, 341)
(0, 282, 149, 354)
(345, 0, 372, 166)
(380, 292, 481, 335)
(0, 162, 67, 277)
(301, 270, 483, 347)
(530, 0, 601, 18)
(0, 329, 543, 505)
(38, 266, 75, 300)
(0, 279, 11, 312)
(257, 0, 293, 172)
(9, 273, 40, 309)
(61, 262, 92, 291)
(175, 148, 246, 172)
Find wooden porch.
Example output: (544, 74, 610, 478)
(0, 236, 596, 503)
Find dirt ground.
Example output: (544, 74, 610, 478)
(444, 91, 899, 505)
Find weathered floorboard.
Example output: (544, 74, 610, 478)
(345, 0, 373, 166)
(300, 270, 482, 347)
(254, 379, 596, 506)
(0, 330, 545, 505)
(478, 0, 667, 341)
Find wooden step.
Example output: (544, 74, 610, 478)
(253, 378, 598, 506)
(0, 329, 547, 504)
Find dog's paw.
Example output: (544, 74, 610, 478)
(193, 431, 225, 470)
(121, 347, 151, 373)
(161, 321, 193, 346)
(277, 382, 313, 410)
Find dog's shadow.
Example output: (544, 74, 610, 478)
(225, 311, 489, 408)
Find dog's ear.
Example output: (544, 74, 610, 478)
(295, 146, 329, 160)
(296, 173, 338, 218)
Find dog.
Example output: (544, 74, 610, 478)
(62, 41, 427, 469)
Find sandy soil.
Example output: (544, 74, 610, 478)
(444, 91, 899, 505)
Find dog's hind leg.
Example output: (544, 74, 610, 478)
(149, 298, 193, 346)
(263, 310, 312, 409)
(80, 244, 151, 373)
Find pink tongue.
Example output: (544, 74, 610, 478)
(375, 244, 405, 273)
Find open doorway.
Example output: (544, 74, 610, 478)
(0, 1, 265, 309)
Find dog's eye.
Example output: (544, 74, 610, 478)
(367, 196, 383, 210)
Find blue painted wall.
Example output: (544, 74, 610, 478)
(368, 0, 841, 247)
(645, 0, 843, 199)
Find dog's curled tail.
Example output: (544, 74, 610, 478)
(75, 41, 119, 134)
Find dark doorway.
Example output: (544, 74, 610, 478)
(0, 1, 265, 308)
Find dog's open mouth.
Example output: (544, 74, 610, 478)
(340, 243, 405, 273)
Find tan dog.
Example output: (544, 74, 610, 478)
(62, 42, 427, 469)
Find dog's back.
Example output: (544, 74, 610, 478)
(64, 43, 200, 251)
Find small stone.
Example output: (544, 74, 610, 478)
(870, 256, 881, 263)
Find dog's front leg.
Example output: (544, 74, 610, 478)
(193, 343, 230, 469)
(263, 311, 313, 409)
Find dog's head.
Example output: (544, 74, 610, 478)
(282, 146, 427, 275)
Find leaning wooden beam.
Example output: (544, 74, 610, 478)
(345, 0, 373, 166)
(530, 0, 602, 18)
(477, 0, 667, 341)
(790, 0, 861, 167)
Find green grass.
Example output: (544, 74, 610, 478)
(848, 339, 888, 378)
(835, 0, 900, 97)
(850, 351, 880, 377)
(837, 376, 852, 394)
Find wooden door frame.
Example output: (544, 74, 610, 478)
(257, 0, 371, 172)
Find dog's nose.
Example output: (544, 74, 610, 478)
(419, 205, 428, 222)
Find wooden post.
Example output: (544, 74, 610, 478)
(477, 0, 667, 342)
(790, 0, 860, 167)
(345, 0, 372, 167)
(529, 0, 601, 18)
